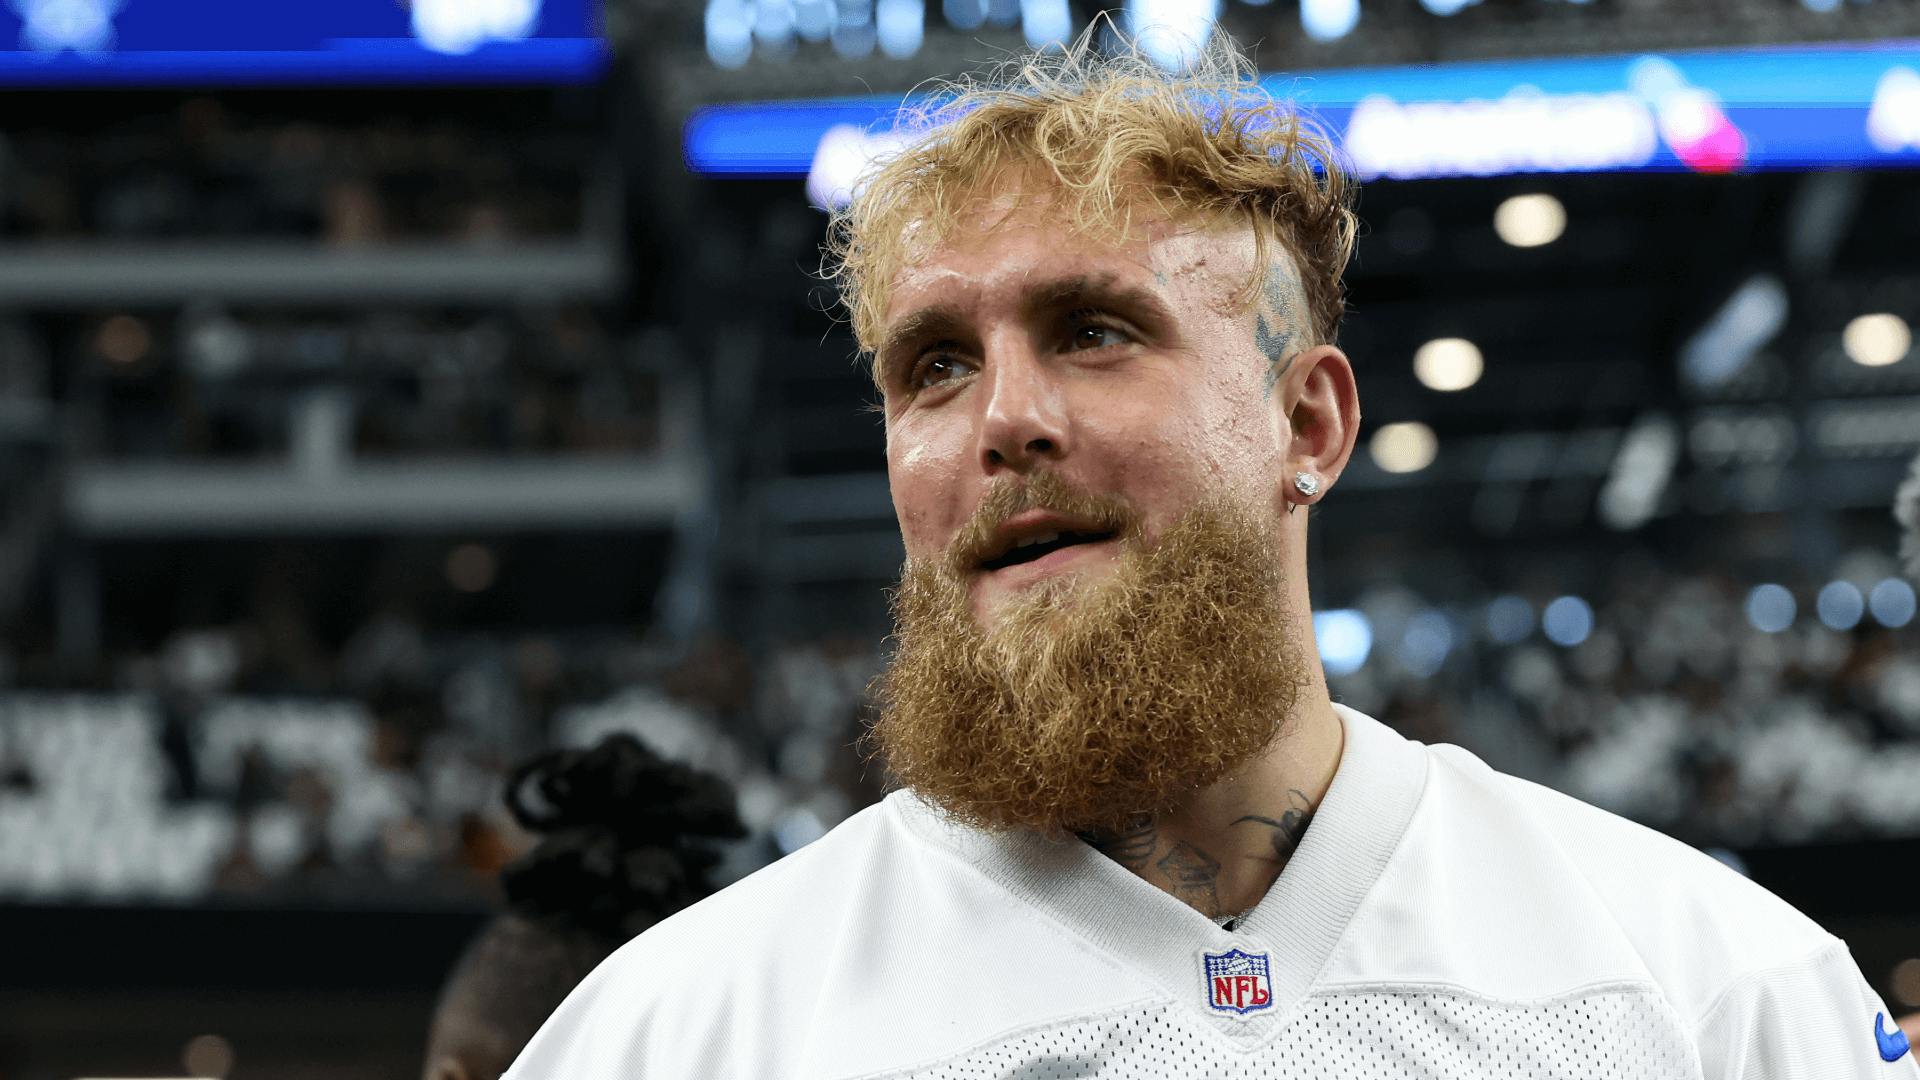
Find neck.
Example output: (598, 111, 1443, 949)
(1080, 695, 1345, 920)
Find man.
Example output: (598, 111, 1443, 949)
(506, 39, 1916, 1079)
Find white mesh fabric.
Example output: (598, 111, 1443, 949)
(895, 989, 1697, 1080)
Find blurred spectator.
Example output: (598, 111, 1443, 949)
(422, 734, 744, 1080)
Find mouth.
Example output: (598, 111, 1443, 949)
(978, 528, 1120, 573)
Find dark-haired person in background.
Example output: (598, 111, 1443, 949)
(422, 734, 742, 1080)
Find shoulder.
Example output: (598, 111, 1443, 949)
(1446, 742, 1838, 1013)
(1329, 737, 1838, 1024)
(505, 798, 905, 1079)
(506, 792, 1158, 1080)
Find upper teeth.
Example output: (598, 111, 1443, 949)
(1014, 532, 1060, 550)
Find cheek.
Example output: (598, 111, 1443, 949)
(887, 420, 967, 554)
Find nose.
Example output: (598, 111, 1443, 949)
(976, 342, 1069, 474)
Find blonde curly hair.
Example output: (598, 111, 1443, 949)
(824, 31, 1358, 373)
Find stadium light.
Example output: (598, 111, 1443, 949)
(1125, 0, 1217, 71)
(1313, 609, 1373, 676)
(875, 0, 922, 58)
(1745, 584, 1796, 633)
(1843, 313, 1912, 367)
(1370, 421, 1438, 474)
(1413, 337, 1483, 392)
(1542, 596, 1594, 647)
(1870, 578, 1918, 628)
(1021, 0, 1071, 49)
(1300, 0, 1360, 43)
(705, 0, 754, 68)
(1493, 193, 1566, 247)
(794, 0, 833, 41)
(1816, 581, 1865, 631)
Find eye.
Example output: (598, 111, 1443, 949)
(912, 354, 976, 391)
(1067, 316, 1132, 352)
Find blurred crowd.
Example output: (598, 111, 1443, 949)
(1331, 557, 1920, 848)
(2, 554, 1917, 906)
(0, 97, 591, 245)
(55, 305, 663, 461)
(0, 614, 881, 906)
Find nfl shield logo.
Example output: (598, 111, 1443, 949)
(1202, 947, 1274, 1016)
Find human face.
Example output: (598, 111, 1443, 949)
(877, 194, 1299, 622)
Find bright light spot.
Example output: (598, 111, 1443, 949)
(1542, 595, 1594, 647)
(875, 0, 922, 58)
(794, 0, 833, 40)
(1801, 0, 1841, 11)
(832, 2, 876, 58)
(16, 0, 124, 53)
(413, 0, 540, 55)
(1314, 609, 1373, 676)
(1867, 67, 1920, 153)
(1843, 313, 1912, 368)
(1413, 337, 1484, 392)
(1494, 192, 1567, 247)
(446, 544, 499, 593)
(1816, 581, 1866, 631)
(1301, 0, 1359, 42)
(1126, 0, 1218, 71)
(1745, 583, 1796, 633)
(1400, 610, 1454, 678)
(1486, 595, 1534, 644)
(1870, 577, 1918, 628)
(1020, 0, 1071, 48)
(1419, 0, 1478, 13)
(806, 124, 912, 211)
(705, 0, 753, 67)
(754, 0, 796, 47)
(1370, 421, 1438, 474)
(183, 1034, 235, 1079)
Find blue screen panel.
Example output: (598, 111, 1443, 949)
(0, 0, 607, 86)
(686, 40, 1920, 190)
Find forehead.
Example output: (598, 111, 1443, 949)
(880, 190, 1259, 327)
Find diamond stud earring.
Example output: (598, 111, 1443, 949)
(1293, 471, 1321, 498)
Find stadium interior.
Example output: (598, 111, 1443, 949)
(2, 0, 1919, 1076)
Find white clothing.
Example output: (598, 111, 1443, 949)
(507, 704, 1917, 1079)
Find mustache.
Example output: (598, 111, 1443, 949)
(940, 470, 1145, 576)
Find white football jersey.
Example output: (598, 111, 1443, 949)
(506, 704, 1918, 1079)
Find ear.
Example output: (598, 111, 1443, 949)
(1278, 344, 1360, 508)
(424, 1055, 473, 1080)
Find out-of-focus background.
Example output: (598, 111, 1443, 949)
(2, 1, 1919, 1076)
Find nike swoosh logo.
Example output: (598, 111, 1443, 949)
(1878, 1012, 1912, 1063)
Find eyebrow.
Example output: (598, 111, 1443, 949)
(875, 272, 1175, 390)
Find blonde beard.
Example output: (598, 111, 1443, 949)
(868, 483, 1312, 836)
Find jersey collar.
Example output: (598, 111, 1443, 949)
(891, 703, 1429, 1028)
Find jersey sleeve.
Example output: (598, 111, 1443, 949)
(1693, 940, 1920, 1080)
(501, 962, 661, 1080)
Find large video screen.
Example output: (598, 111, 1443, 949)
(689, 40, 1920, 197)
(0, 0, 606, 86)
